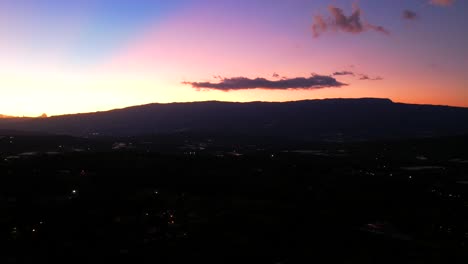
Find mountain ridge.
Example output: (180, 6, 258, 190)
(1, 98, 468, 141)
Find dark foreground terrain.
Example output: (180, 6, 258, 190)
(1, 134, 468, 263)
(2, 98, 468, 140)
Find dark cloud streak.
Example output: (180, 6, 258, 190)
(333, 70, 383, 81)
(333, 71, 355, 76)
(184, 75, 346, 91)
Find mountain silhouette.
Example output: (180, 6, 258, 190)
(1, 98, 468, 141)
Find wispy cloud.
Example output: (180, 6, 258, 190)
(333, 71, 355, 76)
(184, 75, 346, 91)
(359, 74, 383, 81)
(333, 70, 383, 81)
(403, 10, 418, 20)
(312, 5, 390, 38)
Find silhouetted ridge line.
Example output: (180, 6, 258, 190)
(0, 98, 467, 141)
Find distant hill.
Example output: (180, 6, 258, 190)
(1, 98, 468, 141)
(0, 114, 17, 118)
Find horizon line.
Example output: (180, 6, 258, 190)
(2, 97, 468, 119)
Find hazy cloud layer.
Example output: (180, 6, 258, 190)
(312, 5, 390, 37)
(430, 0, 455, 6)
(403, 10, 418, 20)
(185, 75, 346, 91)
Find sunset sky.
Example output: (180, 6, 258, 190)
(0, 0, 467, 116)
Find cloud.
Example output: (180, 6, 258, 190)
(312, 5, 390, 37)
(184, 75, 346, 91)
(429, 0, 455, 6)
(332, 70, 383, 80)
(403, 10, 418, 20)
(333, 71, 355, 76)
(359, 74, 383, 81)
(312, 15, 328, 38)
(367, 24, 391, 35)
